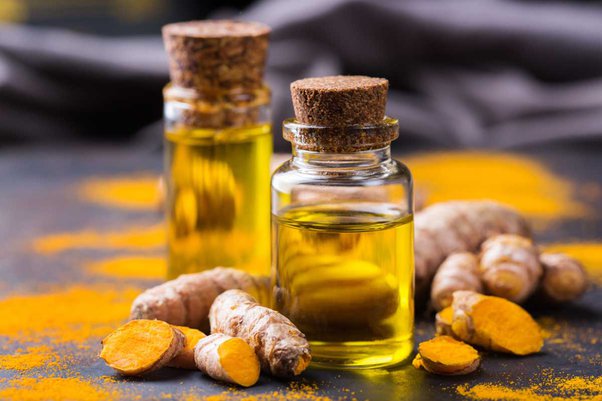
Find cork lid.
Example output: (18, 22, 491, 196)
(285, 76, 397, 152)
(162, 20, 270, 90)
(291, 76, 388, 126)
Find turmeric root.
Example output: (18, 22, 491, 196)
(414, 201, 530, 298)
(130, 267, 268, 331)
(435, 306, 454, 336)
(413, 336, 480, 375)
(167, 326, 206, 369)
(209, 289, 311, 377)
(480, 234, 542, 303)
(430, 252, 482, 311)
(451, 291, 543, 355)
(194, 333, 260, 387)
(539, 253, 589, 302)
(100, 319, 185, 376)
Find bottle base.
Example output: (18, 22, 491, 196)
(309, 337, 413, 370)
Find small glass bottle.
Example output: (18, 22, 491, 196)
(162, 21, 272, 278)
(271, 76, 414, 368)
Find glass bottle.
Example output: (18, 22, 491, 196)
(271, 76, 414, 368)
(162, 21, 272, 278)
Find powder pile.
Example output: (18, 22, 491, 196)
(0, 285, 139, 344)
(0, 377, 120, 401)
(86, 256, 166, 280)
(543, 242, 602, 285)
(0, 345, 59, 371)
(180, 382, 349, 401)
(33, 224, 164, 255)
(406, 152, 588, 220)
(77, 174, 160, 210)
(457, 373, 602, 401)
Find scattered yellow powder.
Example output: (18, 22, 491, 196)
(556, 376, 602, 394)
(181, 382, 344, 401)
(405, 152, 588, 219)
(0, 377, 120, 401)
(0, 285, 139, 344)
(537, 316, 600, 366)
(0, 345, 58, 371)
(77, 174, 160, 210)
(457, 373, 602, 401)
(33, 224, 164, 255)
(86, 255, 166, 280)
(543, 242, 602, 285)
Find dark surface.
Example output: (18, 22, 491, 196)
(0, 146, 600, 400)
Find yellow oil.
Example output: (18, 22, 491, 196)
(165, 123, 272, 278)
(273, 203, 414, 368)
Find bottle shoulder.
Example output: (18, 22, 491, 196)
(271, 157, 412, 197)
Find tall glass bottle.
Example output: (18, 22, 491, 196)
(162, 21, 272, 278)
(271, 76, 414, 368)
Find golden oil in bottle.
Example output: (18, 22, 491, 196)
(273, 203, 414, 368)
(162, 20, 272, 278)
(165, 123, 272, 278)
(272, 76, 414, 368)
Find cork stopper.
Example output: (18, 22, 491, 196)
(162, 20, 270, 90)
(285, 76, 397, 152)
(291, 76, 388, 126)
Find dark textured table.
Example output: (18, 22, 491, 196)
(0, 146, 600, 401)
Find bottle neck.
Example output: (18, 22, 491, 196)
(164, 83, 271, 129)
(292, 146, 392, 171)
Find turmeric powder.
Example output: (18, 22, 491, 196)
(210, 289, 311, 378)
(430, 252, 482, 310)
(168, 326, 206, 369)
(194, 333, 260, 387)
(539, 253, 589, 302)
(0, 285, 138, 344)
(100, 319, 185, 376)
(33, 224, 164, 255)
(77, 174, 161, 210)
(406, 151, 588, 220)
(130, 267, 268, 331)
(479, 234, 542, 303)
(457, 372, 602, 401)
(413, 335, 480, 375)
(414, 200, 530, 297)
(0, 345, 59, 371)
(451, 291, 543, 355)
(0, 377, 120, 401)
(86, 255, 166, 280)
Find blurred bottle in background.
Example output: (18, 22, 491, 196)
(163, 20, 273, 278)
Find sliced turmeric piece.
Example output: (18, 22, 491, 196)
(413, 335, 480, 375)
(194, 333, 260, 387)
(167, 326, 206, 369)
(451, 291, 543, 355)
(210, 289, 311, 377)
(100, 319, 184, 376)
(435, 306, 454, 336)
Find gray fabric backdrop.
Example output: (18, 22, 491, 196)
(1, 0, 602, 151)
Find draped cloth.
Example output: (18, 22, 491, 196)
(1, 0, 602, 150)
